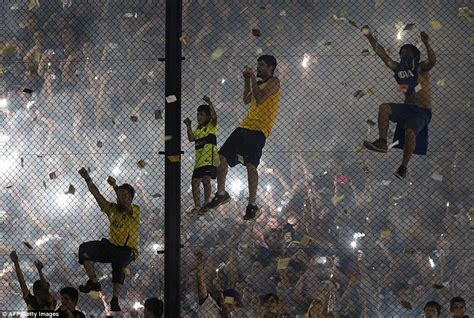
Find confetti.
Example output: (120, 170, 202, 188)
(96, 141, 103, 148)
(458, 7, 474, 19)
(331, 194, 345, 205)
(239, 7, 248, 14)
(324, 41, 332, 46)
(151, 193, 162, 198)
(224, 296, 234, 304)
(431, 283, 444, 289)
(335, 176, 349, 185)
(118, 134, 126, 143)
(155, 109, 162, 119)
(353, 144, 365, 152)
(403, 23, 415, 31)
(23, 242, 33, 249)
(5, 185, 13, 189)
(400, 300, 412, 310)
(179, 35, 188, 45)
(333, 9, 348, 19)
(470, 37, 474, 44)
(43, 181, 47, 189)
(259, 6, 266, 10)
(164, 135, 173, 141)
(130, 115, 138, 122)
(211, 47, 225, 60)
(353, 90, 365, 99)
(66, 184, 75, 195)
(366, 88, 374, 96)
(276, 23, 284, 31)
(166, 95, 177, 103)
(252, 28, 261, 37)
(380, 229, 391, 239)
(23, 88, 33, 94)
(256, 47, 263, 55)
(137, 160, 146, 169)
(362, 49, 370, 55)
(431, 172, 443, 181)
(277, 258, 290, 270)
(374, 0, 383, 9)
(279, 10, 286, 16)
(300, 235, 313, 247)
(265, 37, 273, 46)
(431, 20, 442, 31)
(49, 172, 57, 180)
(284, 232, 292, 243)
(20, 157, 24, 167)
(388, 140, 399, 149)
(348, 20, 358, 28)
(436, 79, 445, 86)
(361, 26, 370, 35)
(367, 119, 376, 126)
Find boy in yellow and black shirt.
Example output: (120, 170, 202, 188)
(77, 167, 140, 312)
(183, 95, 218, 216)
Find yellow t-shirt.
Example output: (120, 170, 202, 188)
(98, 199, 140, 257)
(240, 80, 281, 138)
(193, 121, 219, 169)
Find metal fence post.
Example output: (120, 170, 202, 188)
(164, 0, 182, 316)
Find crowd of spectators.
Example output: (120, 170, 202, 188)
(1, 0, 472, 317)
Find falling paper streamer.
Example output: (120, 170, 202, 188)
(137, 160, 146, 169)
(166, 95, 177, 103)
(380, 229, 390, 239)
(211, 47, 225, 60)
(277, 258, 290, 270)
(331, 194, 345, 205)
(353, 90, 365, 99)
(151, 193, 162, 198)
(23, 242, 33, 249)
(43, 181, 47, 189)
(431, 172, 443, 181)
(179, 35, 189, 45)
(252, 28, 261, 37)
(66, 184, 75, 195)
(400, 300, 413, 310)
(300, 235, 313, 247)
(49, 172, 57, 180)
(239, 7, 248, 14)
(403, 23, 415, 31)
(388, 140, 399, 149)
(431, 20, 442, 31)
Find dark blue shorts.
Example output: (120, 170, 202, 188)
(389, 103, 431, 135)
(192, 165, 217, 179)
(219, 128, 266, 167)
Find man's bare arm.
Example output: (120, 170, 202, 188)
(243, 76, 252, 105)
(10, 251, 30, 299)
(250, 76, 280, 105)
(194, 251, 208, 304)
(78, 168, 110, 211)
(420, 32, 436, 71)
(362, 26, 398, 72)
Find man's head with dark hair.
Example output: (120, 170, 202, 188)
(450, 297, 466, 318)
(60, 287, 79, 311)
(144, 298, 163, 318)
(260, 293, 281, 314)
(196, 104, 211, 126)
(116, 183, 135, 210)
(424, 301, 441, 318)
(257, 55, 277, 78)
(399, 44, 421, 64)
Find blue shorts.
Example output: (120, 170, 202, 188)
(390, 103, 432, 155)
(219, 128, 266, 167)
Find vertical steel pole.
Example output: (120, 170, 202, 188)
(164, 0, 182, 316)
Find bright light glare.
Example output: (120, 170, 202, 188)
(277, 207, 282, 212)
(26, 101, 35, 109)
(0, 98, 7, 109)
(221, 78, 226, 84)
(301, 54, 310, 68)
(397, 30, 403, 40)
(0, 152, 18, 173)
(446, 202, 450, 207)
(350, 241, 357, 248)
(230, 179, 243, 195)
(56, 193, 71, 209)
(35, 234, 61, 246)
(265, 184, 272, 191)
(152, 243, 164, 252)
(429, 257, 435, 268)
(353, 232, 366, 239)
(133, 302, 144, 310)
(112, 166, 121, 176)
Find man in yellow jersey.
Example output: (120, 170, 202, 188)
(204, 55, 280, 220)
(77, 167, 140, 312)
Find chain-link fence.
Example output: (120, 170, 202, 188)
(1, 0, 473, 317)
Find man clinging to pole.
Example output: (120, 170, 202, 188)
(362, 26, 436, 179)
(77, 167, 140, 312)
(203, 55, 281, 220)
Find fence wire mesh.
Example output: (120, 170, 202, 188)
(1, 0, 473, 317)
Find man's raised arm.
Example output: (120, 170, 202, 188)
(78, 167, 111, 212)
(362, 25, 399, 72)
(194, 250, 209, 305)
(10, 251, 30, 299)
(420, 32, 436, 71)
